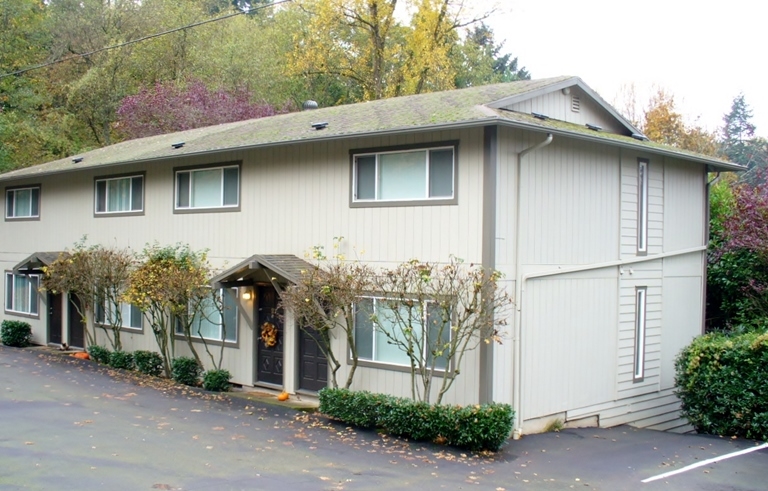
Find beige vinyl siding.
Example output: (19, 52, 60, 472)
(518, 138, 620, 266)
(0, 127, 486, 394)
(621, 153, 663, 258)
(505, 87, 626, 134)
(521, 273, 619, 418)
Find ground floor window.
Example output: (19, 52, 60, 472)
(176, 289, 238, 342)
(95, 302, 142, 330)
(634, 287, 647, 381)
(354, 296, 449, 370)
(4, 272, 39, 316)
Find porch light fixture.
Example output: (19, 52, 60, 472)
(241, 289, 253, 301)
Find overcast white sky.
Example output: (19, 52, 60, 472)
(483, 0, 766, 136)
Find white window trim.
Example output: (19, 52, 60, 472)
(174, 164, 240, 212)
(637, 159, 649, 254)
(5, 186, 40, 220)
(94, 175, 144, 215)
(353, 295, 449, 371)
(634, 287, 647, 382)
(350, 143, 457, 206)
(4, 272, 40, 317)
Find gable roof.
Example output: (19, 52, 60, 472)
(211, 254, 316, 287)
(0, 76, 742, 181)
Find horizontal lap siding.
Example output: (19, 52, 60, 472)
(507, 88, 626, 134)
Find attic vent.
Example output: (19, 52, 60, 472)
(532, 112, 549, 121)
(586, 123, 602, 132)
(631, 133, 650, 142)
(72, 156, 83, 164)
(171, 142, 185, 149)
(571, 96, 581, 113)
(303, 100, 319, 110)
(311, 122, 328, 130)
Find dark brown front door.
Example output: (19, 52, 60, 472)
(68, 295, 85, 348)
(256, 285, 283, 386)
(48, 292, 62, 345)
(299, 328, 328, 392)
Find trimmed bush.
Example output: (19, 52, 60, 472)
(87, 345, 111, 364)
(108, 350, 135, 370)
(202, 369, 232, 392)
(1, 320, 32, 347)
(676, 331, 768, 440)
(133, 350, 164, 377)
(319, 388, 514, 452)
(171, 356, 202, 386)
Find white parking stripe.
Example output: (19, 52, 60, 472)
(642, 442, 768, 483)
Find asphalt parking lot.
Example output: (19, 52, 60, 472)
(0, 345, 765, 490)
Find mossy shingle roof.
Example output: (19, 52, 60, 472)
(0, 76, 741, 181)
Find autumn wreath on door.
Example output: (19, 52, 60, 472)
(260, 322, 278, 348)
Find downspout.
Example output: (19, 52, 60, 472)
(512, 133, 553, 440)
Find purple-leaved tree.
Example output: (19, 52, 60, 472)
(115, 80, 288, 139)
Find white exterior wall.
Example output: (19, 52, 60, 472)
(0, 128, 485, 404)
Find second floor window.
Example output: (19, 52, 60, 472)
(352, 144, 456, 205)
(95, 175, 143, 214)
(175, 164, 239, 211)
(5, 186, 40, 220)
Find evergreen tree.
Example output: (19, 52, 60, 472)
(722, 94, 768, 170)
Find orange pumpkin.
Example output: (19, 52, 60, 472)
(277, 391, 289, 402)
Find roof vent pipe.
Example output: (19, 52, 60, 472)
(302, 100, 319, 110)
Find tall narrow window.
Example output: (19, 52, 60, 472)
(95, 175, 144, 214)
(5, 186, 40, 220)
(637, 159, 649, 254)
(634, 287, 647, 381)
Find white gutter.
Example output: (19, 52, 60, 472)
(511, 244, 707, 439)
(512, 133, 553, 439)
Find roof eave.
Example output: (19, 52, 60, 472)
(495, 119, 744, 172)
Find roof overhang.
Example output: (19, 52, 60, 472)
(211, 254, 316, 288)
(12, 251, 67, 274)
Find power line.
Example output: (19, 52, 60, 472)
(0, 0, 290, 80)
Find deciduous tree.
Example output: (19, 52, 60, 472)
(372, 257, 512, 404)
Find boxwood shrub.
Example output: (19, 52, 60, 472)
(1, 320, 32, 347)
(676, 331, 768, 440)
(172, 356, 202, 386)
(87, 345, 111, 365)
(319, 388, 514, 452)
(109, 350, 135, 370)
(202, 369, 232, 392)
(134, 350, 164, 377)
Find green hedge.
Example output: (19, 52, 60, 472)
(676, 331, 768, 440)
(318, 388, 514, 452)
(1, 320, 32, 347)
(109, 350, 135, 370)
(87, 345, 111, 364)
(202, 369, 232, 392)
(133, 350, 164, 377)
(172, 356, 202, 386)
